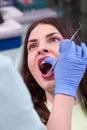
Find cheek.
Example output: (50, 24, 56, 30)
(56, 43, 60, 51)
(52, 44, 60, 57)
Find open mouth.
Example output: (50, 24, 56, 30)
(39, 61, 52, 75)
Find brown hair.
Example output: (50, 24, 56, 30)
(21, 17, 87, 124)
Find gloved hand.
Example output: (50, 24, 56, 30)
(44, 39, 87, 100)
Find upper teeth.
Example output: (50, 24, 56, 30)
(41, 60, 45, 65)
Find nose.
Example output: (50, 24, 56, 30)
(38, 46, 49, 55)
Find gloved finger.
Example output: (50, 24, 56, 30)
(81, 43, 87, 57)
(44, 57, 56, 66)
(59, 39, 70, 53)
(71, 41, 76, 52)
(59, 39, 76, 53)
(76, 45, 82, 57)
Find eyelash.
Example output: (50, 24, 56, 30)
(48, 36, 61, 44)
(28, 43, 37, 50)
(28, 36, 61, 51)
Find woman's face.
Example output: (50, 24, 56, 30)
(27, 23, 63, 93)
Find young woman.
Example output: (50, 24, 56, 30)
(21, 17, 87, 130)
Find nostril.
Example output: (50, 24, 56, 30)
(38, 49, 48, 54)
(43, 49, 48, 52)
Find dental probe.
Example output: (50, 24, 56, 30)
(70, 22, 82, 41)
(47, 23, 82, 75)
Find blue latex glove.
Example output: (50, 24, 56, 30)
(44, 39, 87, 100)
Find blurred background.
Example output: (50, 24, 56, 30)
(0, 0, 87, 71)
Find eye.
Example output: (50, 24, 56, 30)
(49, 37, 60, 44)
(28, 43, 38, 50)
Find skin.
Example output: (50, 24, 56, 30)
(27, 23, 63, 102)
(47, 95, 74, 130)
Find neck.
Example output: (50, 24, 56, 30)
(45, 91, 54, 103)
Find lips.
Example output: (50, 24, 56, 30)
(38, 57, 54, 78)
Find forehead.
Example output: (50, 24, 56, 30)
(29, 23, 61, 40)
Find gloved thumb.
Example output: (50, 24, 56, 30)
(81, 42, 87, 57)
(44, 57, 56, 66)
(59, 39, 76, 53)
(81, 42, 87, 65)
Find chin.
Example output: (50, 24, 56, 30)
(42, 80, 55, 91)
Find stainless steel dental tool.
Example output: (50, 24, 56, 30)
(70, 22, 82, 41)
(47, 23, 82, 75)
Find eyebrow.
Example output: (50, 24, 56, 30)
(28, 39, 37, 43)
(28, 32, 59, 43)
(46, 32, 58, 38)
